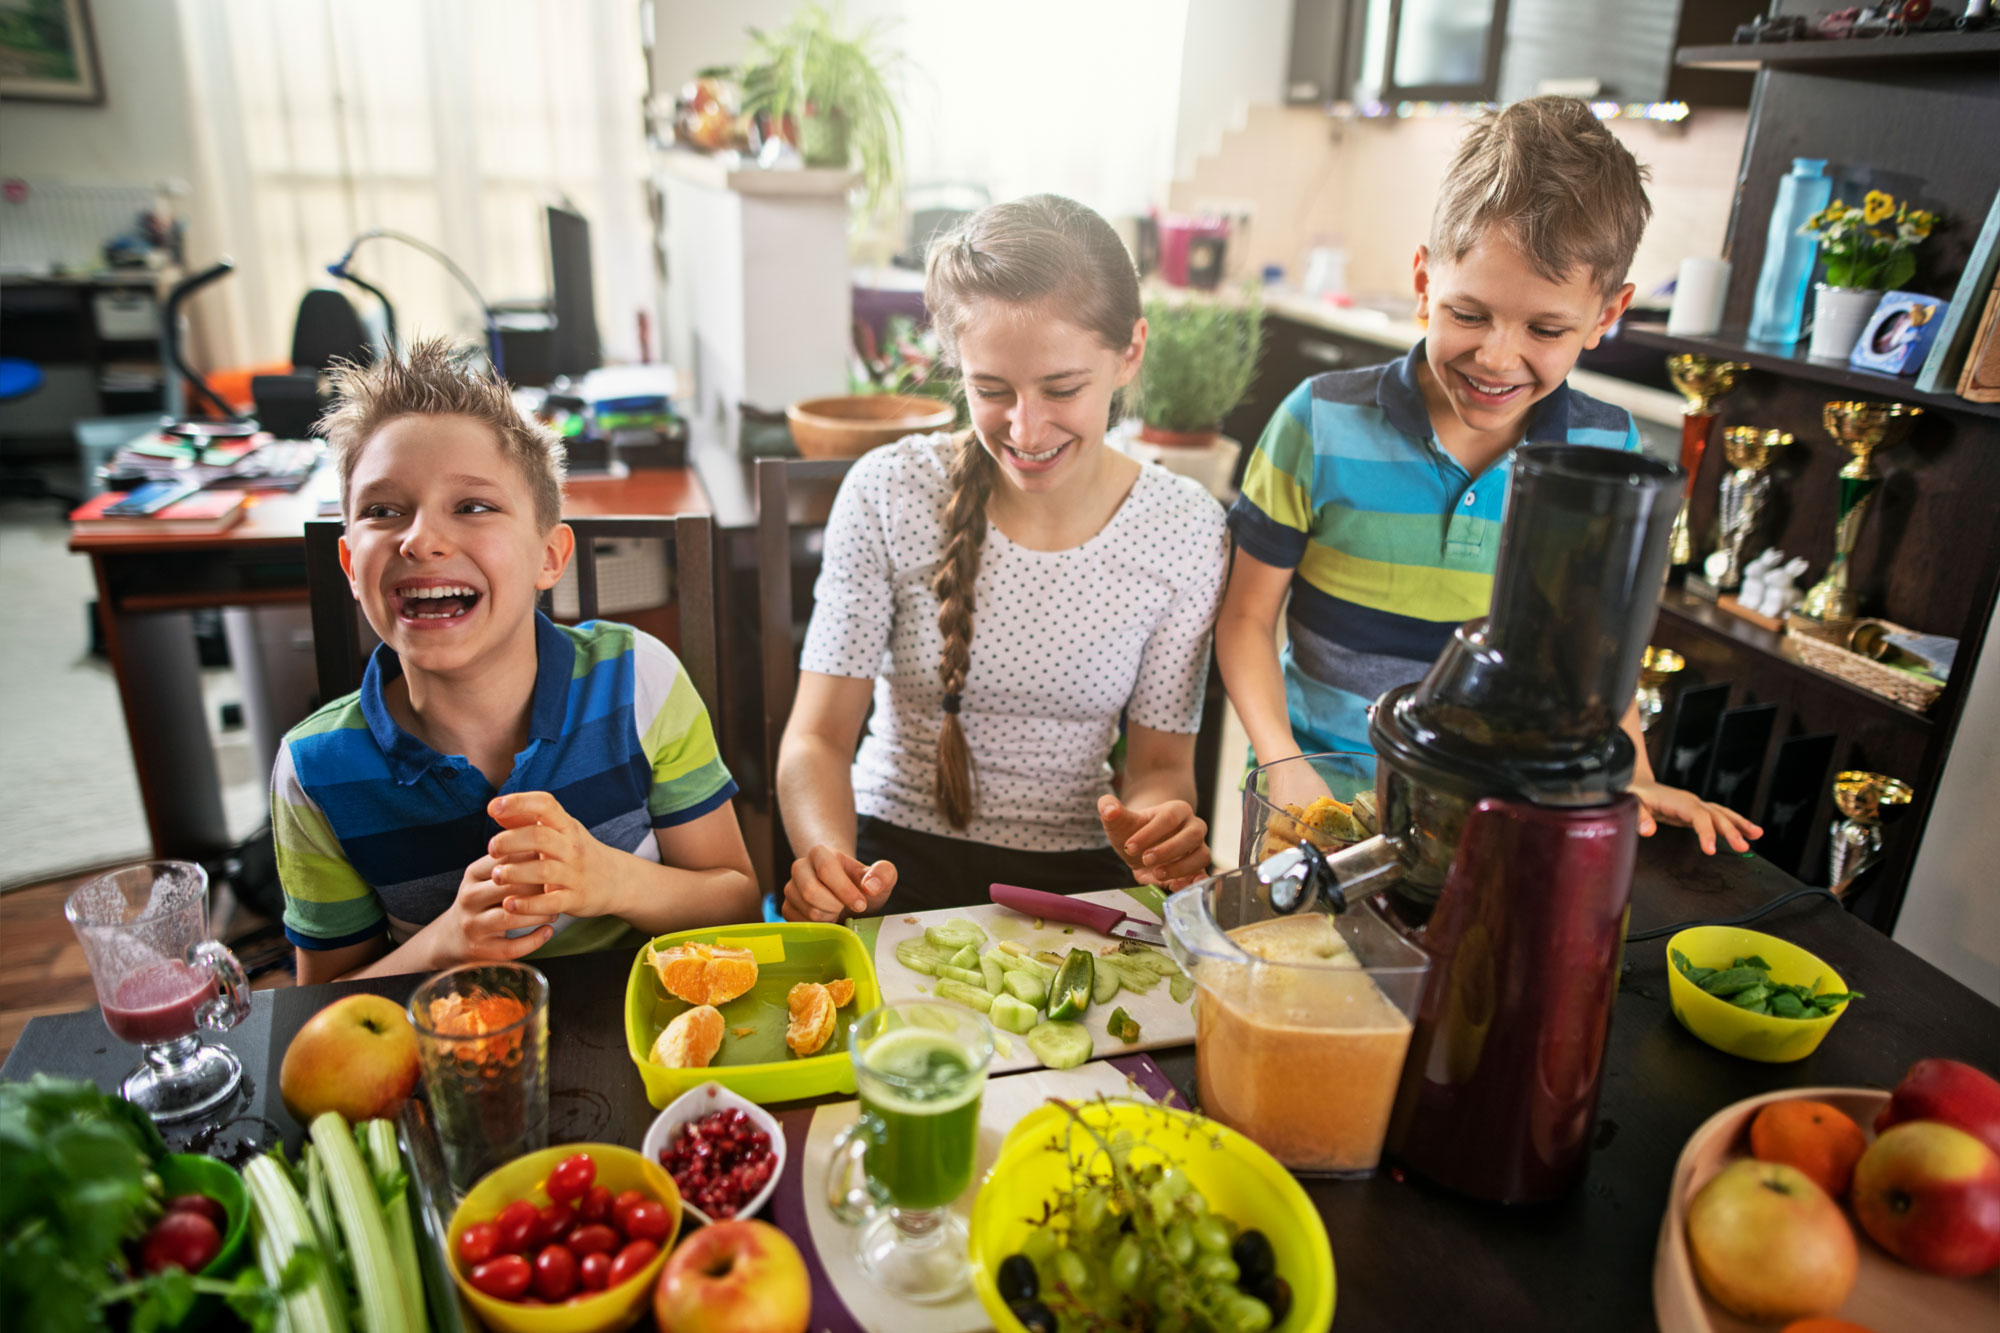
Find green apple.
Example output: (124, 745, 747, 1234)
(278, 993, 420, 1123)
(1686, 1158, 1857, 1322)
(654, 1219, 809, 1333)
(1852, 1120, 2000, 1278)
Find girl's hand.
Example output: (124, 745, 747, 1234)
(1628, 780, 1762, 855)
(485, 791, 619, 919)
(783, 846, 897, 922)
(1099, 794, 1210, 889)
(418, 855, 557, 969)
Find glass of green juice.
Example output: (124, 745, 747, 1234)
(827, 1000, 994, 1302)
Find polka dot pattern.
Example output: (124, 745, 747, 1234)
(799, 434, 1229, 851)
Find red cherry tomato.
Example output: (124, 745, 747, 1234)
(139, 1210, 222, 1275)
(495, 1198, 540, 1254)
(468, 1253, 532, 1301)
(568, 1223, 620, 1256)
(532, 1243, 578, 1301)
(164, 1193, 229, 1229)
(610, 1188, 646, 1234)
(577, 1250, 611, 1291)
(577, 1184, 613, 1224)
(456, 1220, 501, 1267)
(535, 1201, 575, 1245)
(607, 1239, 658, 1288)
(545, 1152, 596, 1204)
(620, 1199, 671, 1243)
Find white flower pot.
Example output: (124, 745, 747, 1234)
(1808, 285, 1882, 363)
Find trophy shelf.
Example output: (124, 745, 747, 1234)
(1676, 31, 2000, 73)
(1618, 323, 2000, 423)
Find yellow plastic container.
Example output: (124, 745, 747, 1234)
(970, 1100, 1336, 1332)
(1665, 925, 1854, 1063)
(446, 1143, 679, 1333)
(623, 921, 883, 1107)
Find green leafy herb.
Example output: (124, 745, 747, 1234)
(1671, 951, 1863, 1019)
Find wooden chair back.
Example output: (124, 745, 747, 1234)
(304, 514, 719, 710)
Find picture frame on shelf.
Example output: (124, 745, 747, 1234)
(1849, 291, 1950, 376)
(1956, 279, 2000, 404)
(1915, 187, 2000, 394)
(0, 0, 102, 105)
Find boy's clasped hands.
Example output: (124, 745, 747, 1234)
(424, 792, 621, 964)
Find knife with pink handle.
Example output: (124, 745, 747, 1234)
(988, 883, 1166, 947)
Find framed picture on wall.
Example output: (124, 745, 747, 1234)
(0, 0, 104, 105)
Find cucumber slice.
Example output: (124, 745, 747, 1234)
(1047, 949, 1095, 1022)
(991, 948, 1056, 982)
(1003, 970, 1048, 1008)
(947, 943, 980, 971)
(894, 939, 941, 975)
(936, 963, 988, 988)
(1169, 974, 1195, 1005)
(926, 919, 989, 952)
(935, 979, 994, 1013)
(1034, 950, 1066, 969)
(989, 993, 1039, 1035)
(980, 954, 1007, 994)
(1091, 965, 1121, 1005)
(1026, 1020, 1093, 1070)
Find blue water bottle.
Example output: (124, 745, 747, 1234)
(1748, 158, 1833, 345)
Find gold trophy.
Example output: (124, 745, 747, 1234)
(1666, 354, 1747, 570)
(1635, 646, 1685, 732)
(1714, 427, 1793, 590)
(1828, 769, 1914, 897)
(1797, 401, 1924, 624)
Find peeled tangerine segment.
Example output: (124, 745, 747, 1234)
(652, 1004, 724, 1068)
(647, 941, 759, 1006)
(825, 977, 856, 1007)
(786, 982, 838, 1057)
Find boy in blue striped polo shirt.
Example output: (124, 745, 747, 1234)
(274, 338, 758, 983)
(1217, 97, 1758, 855)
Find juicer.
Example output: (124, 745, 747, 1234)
(1184, 443, 1682, 1203)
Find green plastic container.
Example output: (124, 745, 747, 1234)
(624, 922, 883, 1107)
(153, 1153, 251, 1327)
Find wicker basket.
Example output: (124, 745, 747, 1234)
(1784, 614, 1945, 712)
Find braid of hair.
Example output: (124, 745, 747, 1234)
(931, 429, 994, 828)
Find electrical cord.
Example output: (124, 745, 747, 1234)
(328, 229, 500, 374)
(1627, 886, 1843, 943)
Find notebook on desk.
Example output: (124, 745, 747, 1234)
(71, 488, 250, 535)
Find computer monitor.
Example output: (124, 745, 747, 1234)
(547, 204, 601, 378)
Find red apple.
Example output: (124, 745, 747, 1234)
(279, 993, 420, 1123)
(1851, 1120, 2000, 1278)
(654, 1219, 809, 1333)
(1686, 1159, 1857, 1322)
(1875, 1058, 2000, 1159)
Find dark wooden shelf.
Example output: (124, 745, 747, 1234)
(1677, 31, 2000, 71)
(1656, 589, 1937, 728)
(1617, 323, 2000, 421)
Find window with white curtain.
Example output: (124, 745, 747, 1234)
(178, 0, 649, 370)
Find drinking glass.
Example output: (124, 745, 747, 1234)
(408, 962, 550, 1194)
(827, 1001, 994, 1302)
(65, 861, 251, 1121)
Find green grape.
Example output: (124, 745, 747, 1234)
(1109, 1235, 1144, 1293)
(1196, 1252, 1240, 1286)
(1156, 1282, 1187, 1317)
(1155, 1166, 1192, 1200)
(1076, 1185, 1111, 1234)
(1223, 1292, 1274, 1333)
(1181, 1187, 1210, 1217)
(1053, 1247, 1090, 1296)
(1165, 1220, 1196, 1267)
(1192, 1216, 1233, 1255)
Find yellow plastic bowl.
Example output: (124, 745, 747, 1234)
(446, 1143, 680, 1333)
(1665, 926, 1854, 1063)
(970, 1100, 1336, 1332)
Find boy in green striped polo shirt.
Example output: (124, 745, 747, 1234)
(274, 338, 759, 983)
(1217, 97, 1758, 855)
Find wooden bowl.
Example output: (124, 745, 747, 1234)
(1654, 1085, 2000, 1332)
(785, 394, 954, 459)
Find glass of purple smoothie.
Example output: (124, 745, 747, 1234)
(65, 861, 251, 1120)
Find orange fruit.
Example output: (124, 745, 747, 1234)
(826, 978, 856, 1007)
(1781, 1320, 1876, 1333)
(651, 1004, 724, 1068)
(646, 942, 759, 1006)
(1750, 1099, 1868, 1199)
(786, 982, 837, 1056)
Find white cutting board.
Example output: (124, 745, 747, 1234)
(863, 889, 1195, 1074)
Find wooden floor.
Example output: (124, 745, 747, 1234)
(0, 868, 295, 1068)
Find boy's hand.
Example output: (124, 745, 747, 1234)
(1629, 780, 1763, 855)
(486, 792, 620, 920)
(782, 846, 896, 922)
(1099, 794, 1210, 890)
(421, 855, 557, 967)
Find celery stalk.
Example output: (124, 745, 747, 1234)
(243, 1153, 352, 1333)
(362, 1118, 428, 1332)
(311, 1112, 417, 1333)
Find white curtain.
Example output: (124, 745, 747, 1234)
(175, 0, 651, 370)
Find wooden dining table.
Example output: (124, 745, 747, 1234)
(7, 834, 1997, 1330)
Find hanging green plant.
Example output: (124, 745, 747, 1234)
(740, 1, 904, 217)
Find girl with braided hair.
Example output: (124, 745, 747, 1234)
(777, 195, 1229, 919)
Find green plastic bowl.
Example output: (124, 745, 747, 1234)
(154, 1153, 251, 1278)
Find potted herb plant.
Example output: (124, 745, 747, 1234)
(1802, 190, 1938, 362)
(1134, 293, 1264, 448)
(741, 1, 903, 216)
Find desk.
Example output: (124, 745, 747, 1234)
(6, 838, 1995, 1329)
(72, 467, 711, 860)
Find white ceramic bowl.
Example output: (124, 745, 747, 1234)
(639, 1081, 786, 1225)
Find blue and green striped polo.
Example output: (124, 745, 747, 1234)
(1228, 340, 1642, 774)
(273, 613, 737, 955)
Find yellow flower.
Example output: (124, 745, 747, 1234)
(1863, 190, 1895, 225)
(1907, 209, 1935, 238)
